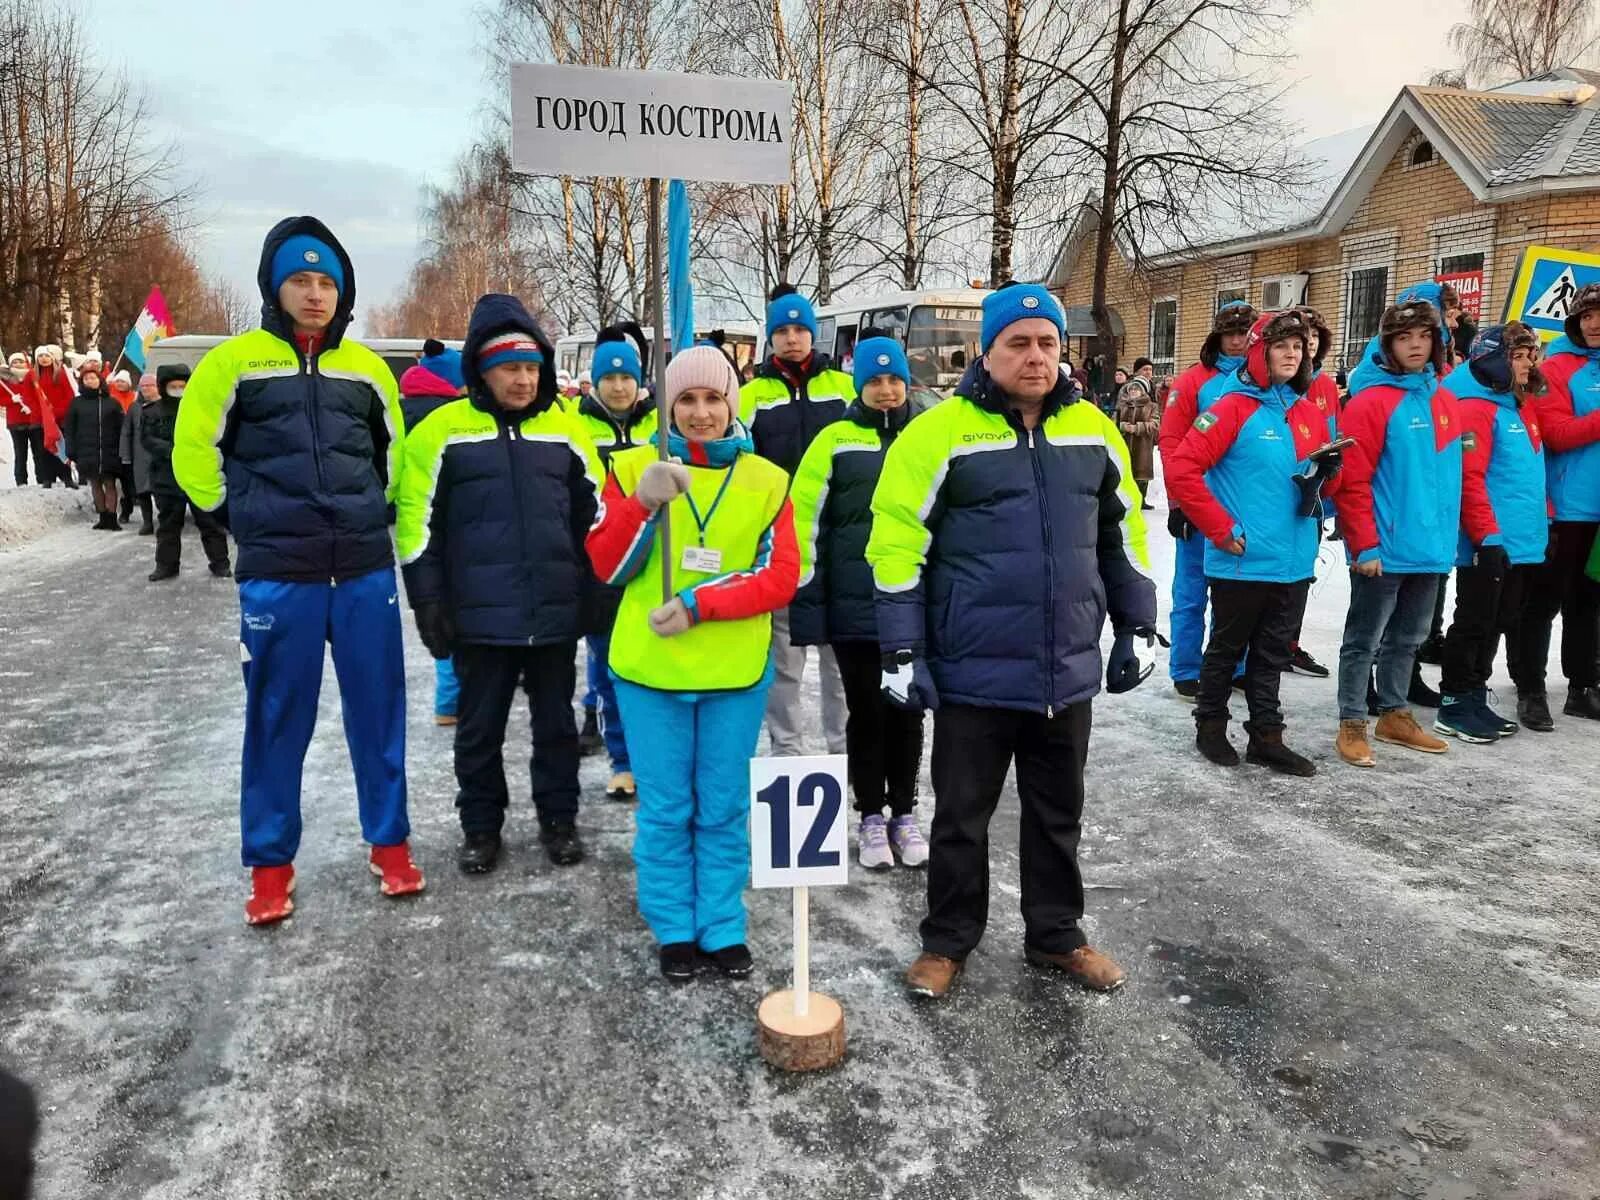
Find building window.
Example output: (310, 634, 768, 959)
(1410, 139, 1435, 167)
(1342, 265, 1389, 369)
(1438, 251, 1484, 275)
(1216, 287, 1246, 310)
(1149, 298, 1177, 376)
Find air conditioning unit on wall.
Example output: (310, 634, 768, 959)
(1261, 273, 1310, 310)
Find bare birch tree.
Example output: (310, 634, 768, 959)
(1449, 0, 1598, 86)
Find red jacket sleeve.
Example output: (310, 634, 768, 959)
(1456, 396, 1500, 548)
(1335, 388, 1395, 560)
(1535, 355, 1600, 453)
(1165, 395, 1251, 547)
(585, 473, 658, 586)
(1159, 365, 1208, 467)
(681, 496, 800, 623)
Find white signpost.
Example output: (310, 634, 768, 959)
(749, 754, 849, 1071)
(510, 62, 793, 598)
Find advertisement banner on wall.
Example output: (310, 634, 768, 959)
(1502, 245, 1600, 340)
(1435, 270, 1483, 321)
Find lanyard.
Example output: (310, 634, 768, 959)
(681, 464, 736, 547)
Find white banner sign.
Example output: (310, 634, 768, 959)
(749, 755, 850, 889)
(510, 64, 793, 185)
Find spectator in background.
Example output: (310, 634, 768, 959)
(145, 365, 231, 580)
(2, 351, 49, 487)
(27, 346, 75, 488)
(108, 370, 138, 522)
(1116, 357, 1159, 510)
(64, 360, 125, 529)
(119, 372, 160, 535)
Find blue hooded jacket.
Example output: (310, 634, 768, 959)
(1538, 334, 1600, 521)
(1438, 362, 1547, 566)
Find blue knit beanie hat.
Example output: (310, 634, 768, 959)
(981, 282, 1064, 352)
(592, 337, 643, 386)
(419, 338, 463, 389)
(852, 336, 910, 394)
(270, 233, 344, 297)
(766, 285, 819, 341)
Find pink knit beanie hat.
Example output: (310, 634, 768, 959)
(664, 345, 740, 423)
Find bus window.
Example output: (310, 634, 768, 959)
(864, 306, 908, 341)
(907, 304, 982, 391)
(835, 324, 858, 366)
(816, 317, 836, 361)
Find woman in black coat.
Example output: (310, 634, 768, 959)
(64, 361, 125, 529)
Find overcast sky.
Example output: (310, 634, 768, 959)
(85, 0, 1463, 320)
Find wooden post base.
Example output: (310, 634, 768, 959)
(756, 989, 846, 1072)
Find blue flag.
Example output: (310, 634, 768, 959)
(668, 180, 694, 354)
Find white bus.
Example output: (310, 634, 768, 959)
(555, 322, 761, 379)
(808, 288, 989, 393)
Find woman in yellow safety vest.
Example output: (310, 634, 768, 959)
(585, 345, 799, 984)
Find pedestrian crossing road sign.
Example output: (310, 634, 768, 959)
(1504, 245, 1600, 340)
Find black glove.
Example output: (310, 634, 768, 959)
(1472, 542, 1510, 577)
(881, 649, 939, 712)
(414, 601, 455, 660)
(1166, 507, 1195, 540)
(1106, 627, 1164, 693)
(1294, 453, 1341, 518)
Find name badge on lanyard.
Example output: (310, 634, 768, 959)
(682, 545, 723, 573)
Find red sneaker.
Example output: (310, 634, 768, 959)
(369, 842, 425, 897)
(245, 864, 295, 926)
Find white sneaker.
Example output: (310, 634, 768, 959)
(889, 815, 929, 867)
(857, 815, 893, 870)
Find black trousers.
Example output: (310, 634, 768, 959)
(135, 492, 153, 528)
(154, 491, 229, 570)
(1195, 577, 1310, 730)
(8, 426, 46, 485)
(1442, 560, 1533, 695)
(1513, 521, 1600, 690)
(921, 701, 1091, 959)
(831, 640, 924, 816)
(453, 641, 580, 835)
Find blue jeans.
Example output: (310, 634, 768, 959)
(587, 634, 628, 770)
(434, 655, 459, 717)
(237, 567, 409, 866)
(611, 665, 773, 950)
(1337, 572, 1442, 720)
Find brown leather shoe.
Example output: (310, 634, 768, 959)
(1336, 718, 1375, 767)
(1025, 944, 1127, 991)
(905, 951, 963, 998)
(1374, 708, 1448, 754)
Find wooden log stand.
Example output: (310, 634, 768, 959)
(756, 887, 846, 1072)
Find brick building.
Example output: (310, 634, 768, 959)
(1046, 68, 1600, 381)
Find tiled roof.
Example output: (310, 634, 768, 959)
(1410, 82, 1600, 185)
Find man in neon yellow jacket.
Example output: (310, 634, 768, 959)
(173, 215, 421, 925)
(867, 282, 1158, 1000)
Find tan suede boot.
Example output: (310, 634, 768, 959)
(1336, 718, 1376, 768)
(1374, 708, 1449, 754)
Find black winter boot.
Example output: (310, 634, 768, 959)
(659, 942, 697, 984)
(1195, 718, 1240, 767)
(540, 821, 585, 866)
(148, 564, 179, 582)
(1367, 670, 1380, 716)
(1415, 634, 1445, 665)
(457, 831, 502, 875)
(1563, 686, 1600, 720)
(1245, 724, 1317, 776)
(699, 944, 754, 979)
(1517, 689, 1555, 732)
(1408, 662, 1441, 708)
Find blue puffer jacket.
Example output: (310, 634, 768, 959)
(867, 362, 1156, 714)
(394, 295, 604, 646)
(1165, 374, 1328, 584)
(1537, 335, 1600, 521)
(1438, 363, 1548, 566)
(1338, 360, 1463, 574)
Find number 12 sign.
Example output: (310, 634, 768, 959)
(749, 755, 850, 889)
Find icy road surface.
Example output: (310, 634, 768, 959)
(1, 502, 1596, 1199)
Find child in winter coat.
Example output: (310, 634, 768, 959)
(1166, 310, 1339, 776)
(1434, 322, 1546, 744)
(1517, 282, 1600, 726)
(1334, 298, 1463, 767)
(587, 345, 799, 984)
(119, 373, 159, 534)
(396, 296, 602, 878)
(144, 364, 231, 581)
(790, 335, 929, 870)
(572, 323, 659, 803)
(64, 361, 125, 528)
(397, 339, 466, 728)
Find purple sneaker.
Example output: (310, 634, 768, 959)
(858, 815, 893, 870)
(889, 815, 929, 867)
